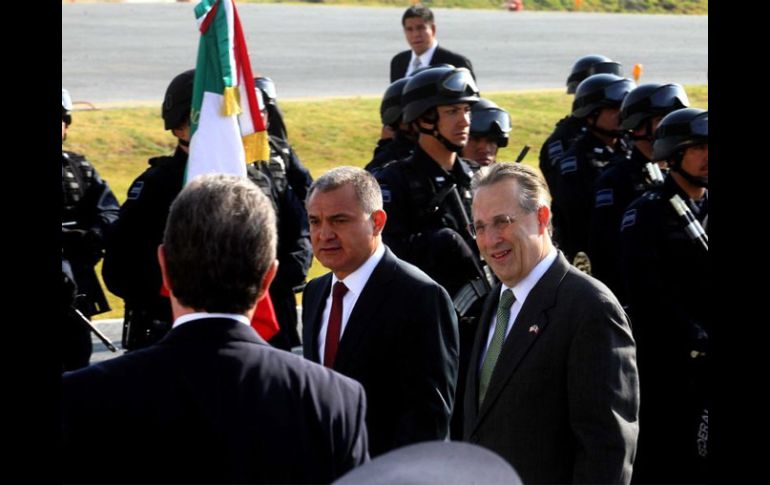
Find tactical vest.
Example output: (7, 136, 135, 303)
(62, 151, 94, 209)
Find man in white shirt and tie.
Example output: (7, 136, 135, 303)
(390, 5, 475, 82)
(463, 162, 640, 484)
(302, 166, 459, 457)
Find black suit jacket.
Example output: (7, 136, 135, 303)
(62, 318, 368, 484)
(390, 45, 475, 82)
(463, 252, 639, 484)
(303, 247, 458, 457)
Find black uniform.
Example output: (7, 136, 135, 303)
(375, 146, 489, 440)
(365, 132, 415, 175)
(620, 176, 709, 483)
(538, 115, 585, 192)
(102, 147, 187, 350)
(61, 150, 120, 370)
(588, 146, 660, 303)
(248, 136, 313, 350)
(550, 130, 616, 263)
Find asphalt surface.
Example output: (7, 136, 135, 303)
(62, 4, 708, 105)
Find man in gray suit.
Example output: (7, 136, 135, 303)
(463, 162, 639, 484)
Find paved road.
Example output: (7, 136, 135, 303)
(63, 4, 707, 104)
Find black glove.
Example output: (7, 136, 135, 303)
(62, 228, 103, 264)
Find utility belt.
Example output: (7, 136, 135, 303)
(122, 303, 172, 351)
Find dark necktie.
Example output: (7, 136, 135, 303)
(323, 281, 348, 368)
(479, 289, 516, 407)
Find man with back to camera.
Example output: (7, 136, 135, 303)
(464, 162, 639, 484)
(302, 166, 458, 457)
(390, 5, 474, 82)
(63, 174, 369, 484)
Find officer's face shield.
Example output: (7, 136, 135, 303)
(656, 112, 708, 141)
(254, 77, 277, 105)
(603, 78, 636, 104)
(591, 61, 623, 77)
(440, 68, 479, 98)
(62, 88, 73, 126)
(650, 84, 690, 110)
(470, 109, 511, 146)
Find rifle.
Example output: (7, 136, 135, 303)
(669, 194, 708, 252)
(514, 145, 531, 164)
(69, 305, 118, 352)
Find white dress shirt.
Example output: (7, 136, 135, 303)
(172, 312, 252, 329)
(479, 248, 558, 367)
(406, 40, 438, 77)
(317, 243, 386, 359)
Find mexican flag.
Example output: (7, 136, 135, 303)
(186, 0, 270, 184)
(186, 0, 279, 341)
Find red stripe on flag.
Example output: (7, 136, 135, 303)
(198, 0, 219, 34)
(232, 5, 266, 132)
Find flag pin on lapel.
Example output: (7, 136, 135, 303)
(529, 324, 539, 335)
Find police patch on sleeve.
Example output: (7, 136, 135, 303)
(127, 181, 144, 200)
(559, 156, 577, 175)
(594, 188, 614, 208)
(380, 184, 391, 203)
(620, 209, 637, 231)
(547, 140, 563, 161)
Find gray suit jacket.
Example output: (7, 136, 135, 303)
(463, 252, 639, 484)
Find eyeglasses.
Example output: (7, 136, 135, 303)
(468, 214, 519, 238)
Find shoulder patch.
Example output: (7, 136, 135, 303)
(620, 209, 637, 231)
(594, 188, 614, 208)
(560, 156, 577, 175)
(127, 181, 144, 200)
(547, 140, 564, 160)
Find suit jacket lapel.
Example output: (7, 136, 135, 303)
(333, 247, 398, 372)
(303, 274, 332, 363)
(464, 283, 500, 429)
(472, 253, 571, 432)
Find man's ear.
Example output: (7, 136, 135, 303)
(257, 260, 279, 300)
(371, 209, 388, 236)
(537, 205, 551, 235)
(157, 244, 172, 296)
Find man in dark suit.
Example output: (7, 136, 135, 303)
(303, 166, 458, 457)
(463, 163, 640, 484)
(62, 174, 369, 484)
(390, 5, 474, 82)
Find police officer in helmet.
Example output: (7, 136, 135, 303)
(249, 76, 313, 350)
(61, 88, 120, 370)
(366, 77, 417, 175)
(620, 108, 708, 483)
(549, 73, 635, 265)
(539, 54, 623, 191)
(375, 65, 487, 439)
(588, 83, 690, 301)
(102, 69, 195, 351)
(461, 98, 511, 169)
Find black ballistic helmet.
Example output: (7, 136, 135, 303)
(62, 88, 73, 125)
(380, 78, 410, 126)
(566, 54, 623, 94)
(620, 83, 690, 131)
(469, 98, 512, 147)
(162, 69, 195, 130)
(572, 73, 636, 119)
(652, 108, 708, 162)
(401, 66, 480, 123)
(254, 76, 277, 106)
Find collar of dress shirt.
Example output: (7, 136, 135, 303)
(331, 242, 386, 298)
(173, 312, 252, 329)
(500, 247, 558, 303)
(410, 40, 438, 69)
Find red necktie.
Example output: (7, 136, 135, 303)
(323, 282, 348, 368)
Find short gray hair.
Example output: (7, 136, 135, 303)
(307, 166, 383, 214)
(163, 174, 277, 313)
(471, 162, 551, 213)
